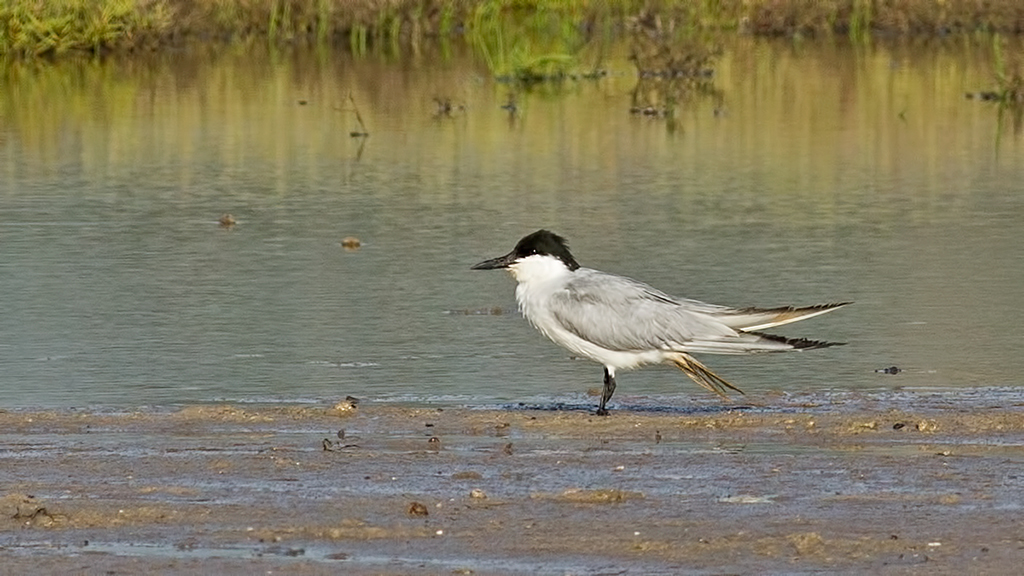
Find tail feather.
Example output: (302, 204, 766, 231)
(717, 302, 851, 332)
(669, 353, 745, 398)
(668, 303, 848, 398)
(680, 331, 846, 355)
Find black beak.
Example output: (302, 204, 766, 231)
(471, 252, 515, 270)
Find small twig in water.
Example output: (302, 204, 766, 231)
(348, 93, 370, 137)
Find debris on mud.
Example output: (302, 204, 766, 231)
(407, 502, 429, 517)
(548, 488, 645, 503)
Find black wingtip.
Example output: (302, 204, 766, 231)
(748, 332, 846, 351)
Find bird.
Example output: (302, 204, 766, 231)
(471, 229, 849, 415)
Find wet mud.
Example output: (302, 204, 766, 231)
(2, 391, 1024, 574)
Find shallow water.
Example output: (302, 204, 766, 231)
(1, 38, 1022, 409)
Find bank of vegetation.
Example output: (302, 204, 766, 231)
(2, 0, 1022, 105)
(2, 0, 1024, 58)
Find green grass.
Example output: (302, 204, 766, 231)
(0, 0, 168, 56)
(992, 34, 1024, 105)
(2, 0, 1024, 58)
(469, 0, 593, 81)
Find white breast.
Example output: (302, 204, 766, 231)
(509, 256, 666, 371)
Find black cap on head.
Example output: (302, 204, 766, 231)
(471, 229, 581, 271)
(511, 230, 580, 271)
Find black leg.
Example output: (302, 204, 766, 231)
(597, 367, 616, 416)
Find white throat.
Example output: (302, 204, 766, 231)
(508, 254, 574, 334)
(507, 254, 573, 286)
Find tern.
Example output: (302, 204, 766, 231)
(472, 229, 849, 415)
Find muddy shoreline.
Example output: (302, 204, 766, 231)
(2, 392, 1023, 574)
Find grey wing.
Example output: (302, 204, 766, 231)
(549, 270, 737, 352)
